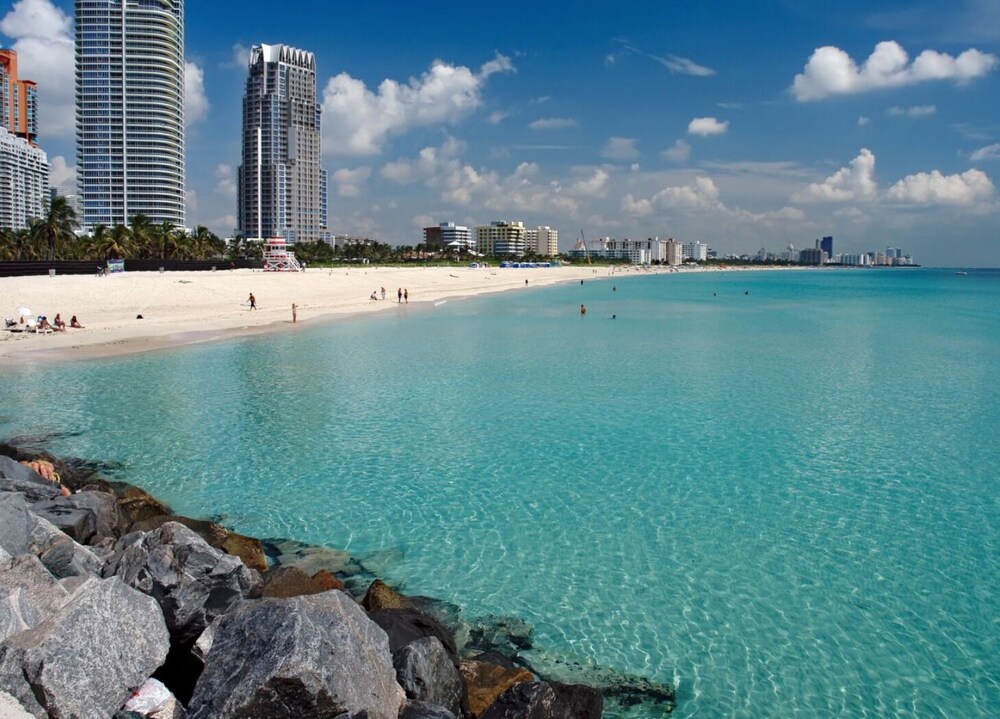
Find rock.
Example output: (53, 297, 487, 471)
(0, 492, 102, 578)
(479, 681, 603, 719)
(0, 554, 71, 641)
(0, 576, 170, 719)
(107, 521, 261, 644)
(394, 636, 464, 717)
(131, 514, 267, 572)
(368, 608, 459, 666)
(28, 497, 97, 543)
(459, 659, 534, 718)
(116, 485, 172, 526)
(466, 614, 534, 655)
(0, 456, 62, 502)
(261, 565, 326, 598)
(312, 569, 345, 592)
(0, 690, 35, 719)
(400, 699, 459, 719)
(188, 591, 404, 719)
(192, 617, 220, 664)
(266, 538, 353, 576)
(363, 578, 410, 611)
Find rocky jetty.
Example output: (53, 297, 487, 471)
(0, 446, 675, 717)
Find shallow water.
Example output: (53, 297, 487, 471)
(3, 268, 999, 717)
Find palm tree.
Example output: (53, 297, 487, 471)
(129, 214, 155, 259)
(30, 195, 78, 260)
(90, 224, 135, 260)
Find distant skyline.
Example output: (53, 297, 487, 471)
(2, 0, 999, 265)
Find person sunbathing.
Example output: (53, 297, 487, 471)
(53, 313, 66, 331)
(38, 316, 53, 331)
(70, 315, 84, 328)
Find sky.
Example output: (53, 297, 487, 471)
(2, 0, 1000, 266)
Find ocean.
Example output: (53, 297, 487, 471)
(2, 268, 998, 717)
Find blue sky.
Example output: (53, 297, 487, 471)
(3, 0, 999, 265)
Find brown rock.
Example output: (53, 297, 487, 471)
(116, 486, 172, 526)
(221, 533, 268, 572)
(261, 565, 326, 598)
(311, 570, 345, 592)
(459, 660, 534, 718)
(362, 579, 409, 611)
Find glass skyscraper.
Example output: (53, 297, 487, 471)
(75, 0, 185, 229)
(238, 44, 328, 244)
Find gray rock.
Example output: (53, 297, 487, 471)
(188, 591, 404, 719)
(107, 521, 261, 644)
(394, 637, 464, 717)
(192, 616, 220, 665)
(0, 576, 170, 719)
(0, 553, 71, 642)
(400, 700, 458, 719)
(479, 681, 603, 719)
(0, 456, 62, 502)
(0, 492, 102, 578)
(368, 608, 459, 666)
(31, 491, 121, 544)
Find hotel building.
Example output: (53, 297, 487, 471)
(0, 49, 47, 229)
(424, 221, 473, 252)
(75, 0, 186, 229)
(476, 220, 526, 257)
(238, 44, 328, 244)
(525, 226, 559, 257)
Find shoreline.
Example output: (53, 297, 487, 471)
(1, 263, 821, 365)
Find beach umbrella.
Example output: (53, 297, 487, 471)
(15, 306, 32, 318)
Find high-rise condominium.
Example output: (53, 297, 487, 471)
(239, 44, 328, 244)
(0, 49, 47, 230)
(75, 0, 185, 229)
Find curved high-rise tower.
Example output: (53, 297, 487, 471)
(76, 0, 185, 229)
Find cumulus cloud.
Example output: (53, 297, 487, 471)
(412, 214, 434, 229)
(620, 194, 653, 216)
(570, 168, 609, 197)
(185, 62, 209, 125)
(662, 139, 691, 163)
(48, 155, 75, 190)
(887, 104, 936, 117)
(887, 168, 995, 205)
(529, 117, 578, 130)
(322, 53, 514, 156)
(970, 143, 1000, 161)
(332, 166, 372, 197)
(0, 0, 74, 139)
(601, 137, 639, 161)
(792, 41, 998, 101)
(214, 164, 236, 197)
(793, 148, 878, 202)
(688, 117, 729, 136)
(622, 177, 725, 217)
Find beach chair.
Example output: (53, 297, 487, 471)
(3, 318, 16, 331)
(25, 318, 52, 334)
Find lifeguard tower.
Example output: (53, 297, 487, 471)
(262, 238, 302, 272)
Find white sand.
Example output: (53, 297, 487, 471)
(1, 264, 655, 363)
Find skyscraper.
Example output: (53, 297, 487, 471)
(820, 236, 833, 260)
(0, 49, 38, 145)
(75, 0, 186, 229)
(238, 44, 328, 244)
(0, 48, 47, 230)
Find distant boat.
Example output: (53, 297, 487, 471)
(955, 271, 968, 275)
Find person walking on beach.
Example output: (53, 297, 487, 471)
(381, 287, 386, 300)
(404, 289, 409, 304)
(248, 292, 257, 310)
(398, 288, 402, 303)
(291, 303, 298, 323)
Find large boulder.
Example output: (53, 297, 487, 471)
(188, 591, 405, 719)
(0, 553, 71, 642)
(478, 681, 603, 719)
(130, 514, 267, 571)
(0, 456, 62, 502)
(106, 521, 261, 644)
(363, 578, 410, 611)
(30, 490, 122, 544)
(261, 565, 327, 598)
(400, 700, 459, 719)
(0, 576, 170, 719)
(0, 492, 102, 578)
(459, 659, 533, 718)
(368, 608, 459, 665)
(393, 636, 464, 717)
(115, 485, 172, 526)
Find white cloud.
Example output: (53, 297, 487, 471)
(658, 54, 716, 77)
(214, 164, 236, 197)
(887, 168, 995, 205)
(858, 115, 871, 126)
(688, 117, 729, 136)
(662, 139, 692, 163)
(227, 43, 250, 69)
(186, 189, 199, 212)
(601, 137, 639, 161)
(970, 143, 1000, 161)
(792, 41, 998, 101)
(887, 104, 936, 117)
(210, 215, 237, 233)
(412, 214, 434, 229)
(332, 166, 372, 197)
(48, 155, 75, 190)
(571, 169, 610, 197)
(793, 148, 878, 202)
(488, 110, 510, 125)
(620, 194, 653, 217)
(185, 62, 209, 125)
(529, 117, 579, 130)
(321, 53, 514, 156)
(0, 0, 74, 139)
(652, 176, 723, 210)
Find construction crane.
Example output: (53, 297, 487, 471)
(579, 229, 591, 264)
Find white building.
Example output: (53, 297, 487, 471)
(0, 128, 47, 229)
(76, 0, 186, 228)
(682, 241, 708, 261)
(424, 221, 473, 252)
(525, 226, 559, 257)
(476, 220, 526, 257)
(664, 239, 683, 266)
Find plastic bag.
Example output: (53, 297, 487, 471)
(123, 678, 172, 714)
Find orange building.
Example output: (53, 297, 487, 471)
(0, 49, 39, 146)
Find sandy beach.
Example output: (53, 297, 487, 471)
(2, 264, 662, 364)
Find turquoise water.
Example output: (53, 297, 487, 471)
(3, 268, 999, 717)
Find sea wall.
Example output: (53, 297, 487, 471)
(0, 444, 675, 718)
